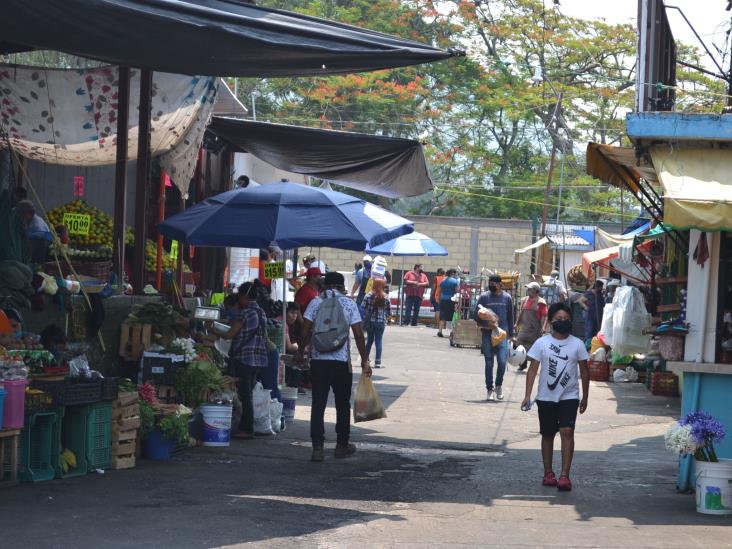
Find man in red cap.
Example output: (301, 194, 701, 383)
(295, 267, 323, 314)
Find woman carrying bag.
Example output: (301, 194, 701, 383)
(362, 279, 391, 368)
(214, 282, 268, 439)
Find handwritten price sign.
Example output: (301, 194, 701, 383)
(264, 261, 284, 279)
(62, 213, 91, 236)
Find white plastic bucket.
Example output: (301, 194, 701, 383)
(200, 405, 233, 447)
(281, 387, 298, 421)
(695, 459, 732, 515)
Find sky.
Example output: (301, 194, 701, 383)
(560, 0, 731, 70)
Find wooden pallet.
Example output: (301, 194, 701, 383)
(119, 323, 152, 362)
(111, 455, 136, 470)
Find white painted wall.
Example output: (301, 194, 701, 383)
(683, 230, 719, 363)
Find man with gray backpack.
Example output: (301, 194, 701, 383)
(299, 271, 372, 462)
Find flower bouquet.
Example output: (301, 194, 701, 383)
(665, 411, 726, 462)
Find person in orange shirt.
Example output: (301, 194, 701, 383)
(431, 268, 446, 329)
(0, 309, 12, 334)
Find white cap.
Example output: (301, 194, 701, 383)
(363, 254, 373, 262)
(526, 281, 541, 291)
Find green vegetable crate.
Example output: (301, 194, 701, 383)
(19, 411, 58, 483)
(55, 405, 89, 479)
(86, 401, 112, 472)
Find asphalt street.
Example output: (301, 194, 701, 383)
(2, 325, 730, 548)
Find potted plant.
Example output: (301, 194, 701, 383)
(665, 411, 730, 515)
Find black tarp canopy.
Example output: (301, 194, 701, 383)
(209, 117, 433, 198)
(0, 0, 458, 77)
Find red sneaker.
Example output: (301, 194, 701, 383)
(557, 475, 572, 491)
(542, 471, 557, 487)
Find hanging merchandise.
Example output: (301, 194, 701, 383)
(600, 302, 615, 345)
(611, 286, 651, 356)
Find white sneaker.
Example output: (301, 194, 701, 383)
(495, 387, 504, 401)
(487, 389, 496, 402)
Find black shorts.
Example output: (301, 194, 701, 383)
(439, 299, 455, 321)
(536, 399, 579, 435)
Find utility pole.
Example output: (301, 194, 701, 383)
(540, 143, 557, 237)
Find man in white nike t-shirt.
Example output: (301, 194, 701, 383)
(522, 302, 589, 492)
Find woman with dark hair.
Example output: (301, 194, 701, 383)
(285, 302, 302, 354)
(522, 302, 590, 492)
(214, 282, 268, 439)
(362, 279, 391, 368)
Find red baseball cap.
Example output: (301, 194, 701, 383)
(305, 267, 322, 278)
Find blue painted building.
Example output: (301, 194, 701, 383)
(585, 1, 732, 492)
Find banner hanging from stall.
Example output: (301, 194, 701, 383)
(0, 64, 217, 195)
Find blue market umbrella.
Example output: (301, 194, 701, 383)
(158, 182, 414, 251)
(366, 231, 448, 256)
(366, 231, 447, 325)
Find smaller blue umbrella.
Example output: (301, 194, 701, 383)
(366, 231, 448, 256)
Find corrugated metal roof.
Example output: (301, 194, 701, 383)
(547, 234, 590, 248)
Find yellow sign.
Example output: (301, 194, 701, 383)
(264, 261, 284, 279)
(62, 213, 91, 236)
(170, 240, 179, 261)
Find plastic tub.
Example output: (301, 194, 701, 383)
(696, 459, 732, 515)
(200, 404, 233, 447)
(143, 430, 174, 460)
(280, 386, 298, 422)
(3, 379, 27, 428)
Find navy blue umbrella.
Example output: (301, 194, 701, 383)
(158, 182, 414, 251)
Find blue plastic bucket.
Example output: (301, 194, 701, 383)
(200, 405, 232, 447)
(143, 430, 174, 460)
(0, 387, 5, 429)
(281, 387, 297, 421)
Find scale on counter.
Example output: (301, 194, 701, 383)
(194, 306, 220, 321)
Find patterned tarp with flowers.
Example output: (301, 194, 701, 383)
(0, 64, 218, 195)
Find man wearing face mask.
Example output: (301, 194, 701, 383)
(475, 275, 514, 401)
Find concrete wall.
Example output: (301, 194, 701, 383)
(310, 216, 536, 280)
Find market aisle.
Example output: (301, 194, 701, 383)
(3, 326, 730, 548)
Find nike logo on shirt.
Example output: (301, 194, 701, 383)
(547, 366, 567, 390)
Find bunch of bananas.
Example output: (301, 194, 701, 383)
(59, 448, 77, 474)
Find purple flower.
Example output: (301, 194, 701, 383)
(680, 411, 726, 445)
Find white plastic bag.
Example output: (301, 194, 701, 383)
(252, 382, 274, 435)
(270, 399, 283, 433)
(600, 303, 614, 346)
(611, 287, 650, 356)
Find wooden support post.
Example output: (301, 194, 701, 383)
(176, 193, 185, 294)
(132, 69, 153, 295)
(155, 170, 167, 290)
(113, 67, 130, 284)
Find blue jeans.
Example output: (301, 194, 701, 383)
(482, 333, 508, 390)
(366, 322, 385, 363)
(403, 295, 421, 325)
(257, 347, 282, 402)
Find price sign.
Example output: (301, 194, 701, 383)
(62, 212, 91, 236)
(170, 240, 179, 261)
(264, 261, 284, 279)
(73, 176, 85, 197)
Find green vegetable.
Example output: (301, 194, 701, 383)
(174, 360, 223, 408)
(139, 401, 155, 440)
(159, 413, 190, 444)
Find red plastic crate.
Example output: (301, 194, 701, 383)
(588, 360, 609, 382)
(651, 372, 679, 397)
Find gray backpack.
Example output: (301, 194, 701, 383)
(312, 294, 350, 353)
